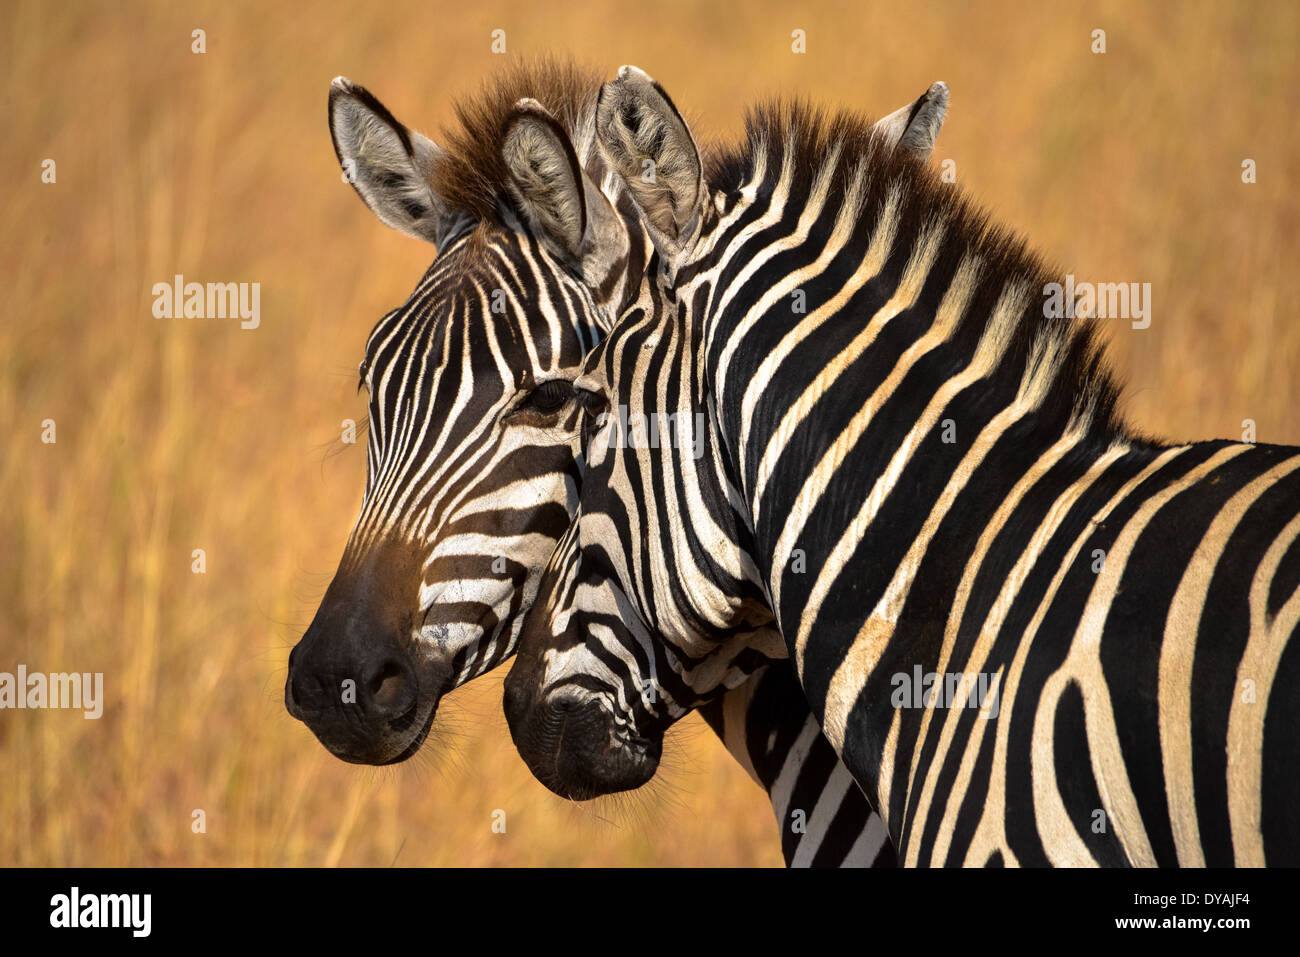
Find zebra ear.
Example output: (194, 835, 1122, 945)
(502, 99, 626, 282)
(329, 77, 451, 246)
(595, 65, 706, 263)
(873, 81, 949, 157)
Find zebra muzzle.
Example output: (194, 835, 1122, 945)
(504, 684, 661, 800)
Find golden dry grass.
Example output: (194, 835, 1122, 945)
(0, 0, 1296, 866)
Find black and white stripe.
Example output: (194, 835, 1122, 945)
(504, 65, 1300, 867)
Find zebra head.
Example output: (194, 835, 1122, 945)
(504, 67, 948, 797)
(287, 67, 645, 765)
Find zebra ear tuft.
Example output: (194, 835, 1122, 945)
(873, 81, 949, 158)
(595, 66, 705, 263)
(502, 99, 627, 282)
(329, 77, 451, 245)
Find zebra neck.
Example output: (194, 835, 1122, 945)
(699, 194, 1125, 587)
(689, 167, 1145, 774)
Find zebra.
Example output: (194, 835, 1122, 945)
(503, 65, 1300, 866)
(284, 61, 940, 866)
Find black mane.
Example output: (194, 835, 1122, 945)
(705, 99, 1134, 445)
(431, 58, 602, 226)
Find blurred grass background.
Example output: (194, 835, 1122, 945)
(0, 0, 1296, 866)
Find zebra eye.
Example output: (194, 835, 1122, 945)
(522, 379, 574, 414)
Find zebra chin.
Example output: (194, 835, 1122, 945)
(503, 683, 662, 800)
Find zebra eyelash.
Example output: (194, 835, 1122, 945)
(578, 406, 603, 448)
(502, 378, 578, 421)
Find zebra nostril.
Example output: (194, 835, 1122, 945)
(285, 672, 303, 716)
(369, 661, 408, 709)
